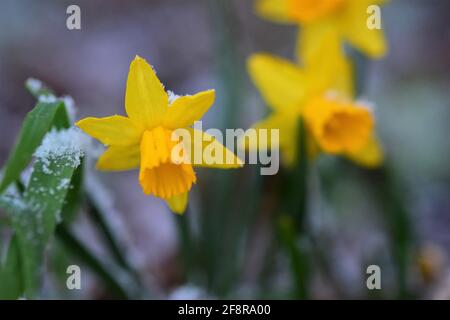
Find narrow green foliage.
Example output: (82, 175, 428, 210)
(0, 101, 70, 193)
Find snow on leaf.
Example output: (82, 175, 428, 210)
(34, 127, 87, 172)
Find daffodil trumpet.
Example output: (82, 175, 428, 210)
(77, 56, 243, 214)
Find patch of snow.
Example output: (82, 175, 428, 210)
(26, 78, 43, 93)
(57, 178, 71, 191)
(61, 95, 77, 122)
(34, 127, 87, 173)
(38, 94, 58, 104)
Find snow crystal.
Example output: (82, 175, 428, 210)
(57, 178, 71, 191)
(61, 95, 77, 122)
(167, 90, 181, 104)
(38, 94, 58, 104)
(34, 127, 86, 173)
(26, 78, 43, 93)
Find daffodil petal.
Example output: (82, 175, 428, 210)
(96, 145, 140, 171)
(162, 90, 215, 129)
(250, 113, 296, 149)
(245, 113, 299, 166)
(297, 19, 333, 63)
(339, 0, 387, 58)
(346, 135, 384, 168)
(166, 192, 188, 214)
(125, 55, 168, 128)
(248, 54, 307, 111)
(255, 0, 292, 23)
(186, 128, 243, 169)
(299, 27, 354, 98)
(76, 115, 142, 147)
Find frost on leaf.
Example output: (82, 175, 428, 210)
(34, 127, 86, 174)
(38, 94, 58, 104)
(26, 78, 43, 93)
(61, 95, 77, 122)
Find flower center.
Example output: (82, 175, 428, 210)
(302, 96, 373, 154)
(139, 126, 196, 199)
(287, 0, 346, 23)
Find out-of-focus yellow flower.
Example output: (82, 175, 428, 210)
(247, 33, 383, 167)
(255, 0, 387, 59)
(77, 56, 242, 214)
(303, 96, 373, 154)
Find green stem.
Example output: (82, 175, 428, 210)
(294, 118, 309, 232)
(279, 118, 311, 299)
(370, 166, 414, 298)
(174, 208, 194, 281)
(278, 216, 310, 299)
(56, 225, 133, 299)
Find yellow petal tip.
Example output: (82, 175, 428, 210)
(166, 192, 189, 214)
(74, 117, 89, 130)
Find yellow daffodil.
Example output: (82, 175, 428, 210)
(247, 33, 383, 167)
(255, 0, 387, 60)
(77, 56, 242, 214)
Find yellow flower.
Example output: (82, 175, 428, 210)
(76, 56, 242, 214)
(255, 0, 387, 59)
(303, 96, 373, 154)
(247, 33, 383, 167)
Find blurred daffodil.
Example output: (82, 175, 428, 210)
(77, 56, 242, 214)
(247, 33, 383, 167)
(255, 0, 387, 60)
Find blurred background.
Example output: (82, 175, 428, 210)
(0, 0, 450, 299)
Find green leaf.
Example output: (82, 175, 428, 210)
(12, 151, 82, 297)
(0, 140, 83, 298)
(0, 236, 24, 299)
(0, 101, 70, 193)
(61, 160, 84, 223)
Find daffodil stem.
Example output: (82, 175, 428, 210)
(175, 208, 194, 281)
(370, 166, 415, 298)
(278, 216, 310, 299)
(294, 119, 309, 232)
(279, 118, 311, 299)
